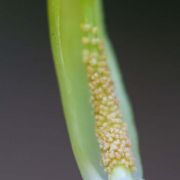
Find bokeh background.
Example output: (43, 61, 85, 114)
(0, 0, 179, 179)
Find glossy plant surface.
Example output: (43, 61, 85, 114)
(48, 0, 143, 179)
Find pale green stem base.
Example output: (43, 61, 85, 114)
(109, 167, 133, 180)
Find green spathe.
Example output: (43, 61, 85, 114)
(48, 0, 143, 179)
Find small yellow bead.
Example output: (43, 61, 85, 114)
(91, 38, 100, 45)
(81, 23, 91, 32)
(92, 26, 98, 34)
(82, 37, 90, 45)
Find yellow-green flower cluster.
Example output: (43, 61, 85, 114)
(81, 23, 135, 174)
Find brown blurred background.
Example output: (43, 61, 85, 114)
(0, 0, 179, 179)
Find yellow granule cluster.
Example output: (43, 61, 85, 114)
(81, 23, 135, 174)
